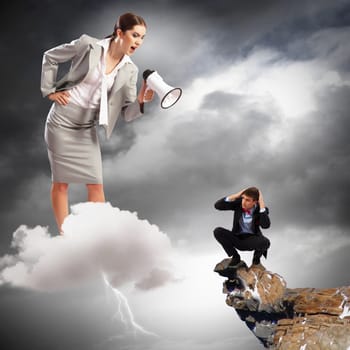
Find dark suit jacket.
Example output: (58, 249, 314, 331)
(214, 197, 270, 235)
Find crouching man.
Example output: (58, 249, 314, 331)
(214, 187, 271, 268)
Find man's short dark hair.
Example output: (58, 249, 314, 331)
(242, 187, 259, 201)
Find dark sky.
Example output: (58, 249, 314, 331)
(1, 0, 350, 349)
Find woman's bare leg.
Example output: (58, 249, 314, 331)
(51, 182, 69, 234)
(86, 184, 105, 202)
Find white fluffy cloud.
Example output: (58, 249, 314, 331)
(0, 202, 175, 291)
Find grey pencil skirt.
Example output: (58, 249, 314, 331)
(44, 102, 103, 184)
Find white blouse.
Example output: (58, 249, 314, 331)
(69, 38, 132, 126)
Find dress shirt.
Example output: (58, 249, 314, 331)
(224, 196, 266, 234)
(69, 38, 132, 127)
(239, 207, 255, 234)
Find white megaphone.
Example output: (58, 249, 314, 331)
(143, 69, 182, 109)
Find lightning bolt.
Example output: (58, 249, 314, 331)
(102, 273, 158, 337)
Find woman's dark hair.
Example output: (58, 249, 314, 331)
(242, 187, 259, 201)
(107, 12, 146, 39)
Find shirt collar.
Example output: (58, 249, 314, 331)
(96, 38, 132, 66)
(242, 204, 257, 215)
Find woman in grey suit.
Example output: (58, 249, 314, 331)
(41, 13, 153, 233)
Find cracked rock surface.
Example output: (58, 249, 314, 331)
(215, 258, 350, 349)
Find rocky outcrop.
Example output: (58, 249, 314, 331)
(214, 259, 350, 349)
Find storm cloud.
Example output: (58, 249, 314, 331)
(1, 1, 350, 349)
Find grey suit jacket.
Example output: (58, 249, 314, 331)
(41, 34, 142, 138)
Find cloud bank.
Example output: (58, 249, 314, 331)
(0, 202, 175, 291)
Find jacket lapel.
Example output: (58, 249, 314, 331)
(110, 63, 130, 95)
(88, 43, 102, 72)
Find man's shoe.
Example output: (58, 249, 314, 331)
(228, 257, 241, 268)
(228, 260, 246, 269)
(252, 250, 265, 265)
(252, 256, 261, 265)
(218, 260, 246, 278)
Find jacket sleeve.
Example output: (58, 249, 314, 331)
(259, 207, 271, 229)
(40, 34, 86, 97)
(122, 66, 143, 122)
(214, 197, 241, 211)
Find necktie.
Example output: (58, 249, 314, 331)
(99, 74, 108, 127)
(242, 208, 251, 215)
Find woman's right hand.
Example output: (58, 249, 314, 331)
(48, 91, 70, 105)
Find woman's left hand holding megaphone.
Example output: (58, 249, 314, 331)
(138, 80, 154, 104)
